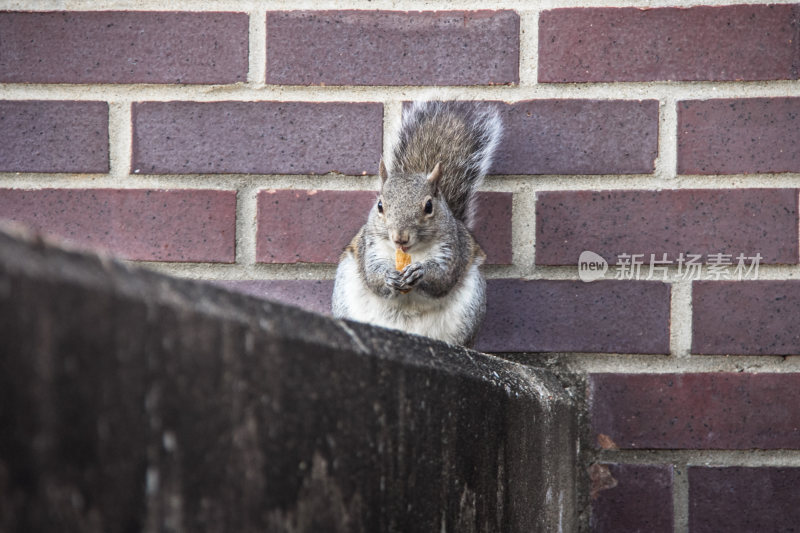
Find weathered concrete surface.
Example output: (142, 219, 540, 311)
(0, 229, 577, 533)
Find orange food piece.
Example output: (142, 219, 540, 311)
(395, 249, 413, 293)
(395, 249, 412, 271)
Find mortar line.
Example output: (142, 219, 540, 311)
(517, 9, 539, 87)
(5, 171, 800, 193)
(2, 80, 799, 103)
(248, 8, 268, 86)
(669, 280, 692, 358)
(382, 100, 403, 163)
(141, 261, 338, 280)
(523, 352, 800, 373)
(0, 173, 381, 191)
(596, 449, 800, 466)
(485, 265, 800, 280)
(510, 184, 537, 276)
(235, 184, 259, 266)
(656, 97, 679, 181)
(107, 101, 132, 180)
(673, 461, 689, 533)
(4, 172, 800, 193)
(486, 174, 800, 190)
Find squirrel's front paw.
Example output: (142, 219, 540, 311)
(385, 270, 408, 293)
(401, 262, 424, 287)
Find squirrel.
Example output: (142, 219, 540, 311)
(332, 100, 502, 347)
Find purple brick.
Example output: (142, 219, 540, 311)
(474, 280, 670, 354)
(491, 100, 658, 175)
(536, 189, 799, 265)
(590, 373, 800, 449)
(132, 102, 383, 175)
(266, 10, 519, 86)
(257, 190, 512, 265)
(0, 11, 248, 84)
(590, 463, 673, 533)
(471, 192, 512, 265)
(539, 5, 799, 82)
(679, 98, 800, 174)
(0, 189, 235, 262)
(257, 190, 376, 264)
(689, 467, 800, 533)
(693, 281, 800, 355)
(0, 101, 108, 173)
(215, 280, 334, 315)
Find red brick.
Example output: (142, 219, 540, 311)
(492, 100, 658, 175)
(474, 280, 670, 354)
(471, 192, 512, 265)
(536, 189, 799, 266)
(216, 280, 333, 315)
(265, 10, 519, 86)
(539, 5, 799, 82)
(678, 98, 800, 174)
(0, 11, 248, 84)
(0, 189, 235, 262)
(590, 463, 673, 533)
(132, 102, 382, 175)
(257, 190, 512, 265)
(694, 281, 800, 355)
(689, 467, 800, 532)
(0, 101, 108, 173)
(590, 373, 800, 449)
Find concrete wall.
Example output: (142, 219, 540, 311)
(0, 229, 577, 532)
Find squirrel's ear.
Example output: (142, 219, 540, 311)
(379, 159, 388, 184)
(427, 162, 442, 191)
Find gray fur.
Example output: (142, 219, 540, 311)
(332, 100, 501, 347)
(389, 100, 502, 228)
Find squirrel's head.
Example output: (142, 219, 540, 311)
(375, 159, 445, 253)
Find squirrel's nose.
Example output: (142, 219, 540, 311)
(391, 230, 409, 246)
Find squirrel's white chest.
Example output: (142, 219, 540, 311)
(332, 251, 483, 346)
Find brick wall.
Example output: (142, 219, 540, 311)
(1, 2, 799, 531)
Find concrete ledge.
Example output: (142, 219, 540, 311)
(0, 229, 577, 532)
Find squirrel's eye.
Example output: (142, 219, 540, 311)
(424, 199, 433, 214)
(377, 200, 383, 214)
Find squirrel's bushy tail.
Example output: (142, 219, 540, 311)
(389, 100, 502, 227)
